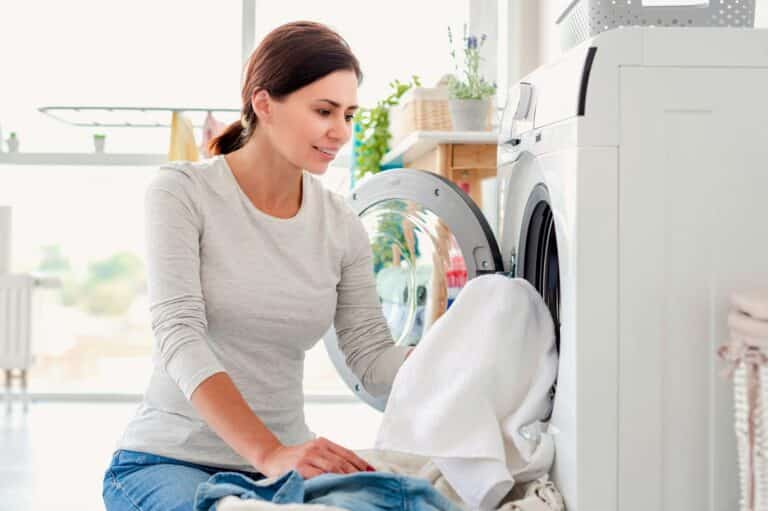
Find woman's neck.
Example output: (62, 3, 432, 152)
(224, 131, 303, 218)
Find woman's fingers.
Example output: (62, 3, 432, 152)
(298, 464, 324, 479)
(323, 440, 373, 472)
(307, 449, 357, 474)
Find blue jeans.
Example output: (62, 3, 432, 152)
(102, 449, 265, 511)
(195, 469, 461, 511)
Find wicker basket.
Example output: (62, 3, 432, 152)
(389, 87, 452, 149)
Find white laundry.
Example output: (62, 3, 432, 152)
(375, 275, 558, 510)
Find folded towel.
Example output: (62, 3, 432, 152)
(731, 289, 768, 322)
(169, 111, 200, 162)
(375, 275, 558, 510)
(728, 309, 768, 340)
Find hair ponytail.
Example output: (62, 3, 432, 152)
(208, 120, 245, 156)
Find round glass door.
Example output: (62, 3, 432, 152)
(364, 198, 468, 347)
(323, 169, 502, 410)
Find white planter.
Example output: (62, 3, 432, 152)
(448, 98, 491, 131)
(6, 136, 19, 153)
(93, 136, 106, 153)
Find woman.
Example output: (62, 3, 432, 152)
(103, 21, 413, 511)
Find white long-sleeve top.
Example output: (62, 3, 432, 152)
(117, 155, 409, 470)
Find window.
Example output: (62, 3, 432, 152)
(0, 1, 468, 399)
(251, 2, 469, 114)
(0, 0, 242, 394)
(0, 164, 156, 393)
(0, 0, 242, 154)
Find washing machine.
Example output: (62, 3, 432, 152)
(325, 27, 768, 511)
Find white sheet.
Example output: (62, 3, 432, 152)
(374, 275, 558, 510)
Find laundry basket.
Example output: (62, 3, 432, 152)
(556, 0, 756, 50)
(719, 291, 768, 511)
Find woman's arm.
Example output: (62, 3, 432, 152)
(191, 373, 373, 476)
(145, 171, 226, 399)
(334, 211, 411, 397)
(190, 372, 280, 467)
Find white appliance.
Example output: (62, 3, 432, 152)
(324, 27, 768, 511)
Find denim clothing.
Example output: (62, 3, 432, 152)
(102, 449, 266, 511)
(195, 469, 462, 511)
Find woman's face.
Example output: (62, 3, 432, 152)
(255, 69, 359, 175)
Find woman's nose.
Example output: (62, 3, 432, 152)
(329, 115, 351, 142)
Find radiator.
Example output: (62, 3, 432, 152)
(0, 273, 34, 371)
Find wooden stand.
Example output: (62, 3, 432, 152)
(381, 130, 498, 208)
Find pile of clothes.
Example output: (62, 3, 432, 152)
(197, 275, 564, 511)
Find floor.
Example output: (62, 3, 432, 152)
(0, 399, 383, 511)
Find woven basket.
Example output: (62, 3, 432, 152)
(389, 87, 452, 149)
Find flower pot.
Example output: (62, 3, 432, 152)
(93, 136, 106, 153)
(448, 98, 491, 131)
(6, 135, 19, 153)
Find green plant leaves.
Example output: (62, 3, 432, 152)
(353, 75, 421, 182)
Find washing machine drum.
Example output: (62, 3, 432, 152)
(322, 169, 504, 411)
(516, 184, 561, 353)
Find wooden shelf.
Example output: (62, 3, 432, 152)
(381, 130, 498, 166)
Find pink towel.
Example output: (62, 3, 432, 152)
(200, 111, 227, 158)
(728, 310, 768, 340)
(731, 289, 768, 322)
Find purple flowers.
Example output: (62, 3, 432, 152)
(446, 24, 496, 100)
(447, 25, 488, 50)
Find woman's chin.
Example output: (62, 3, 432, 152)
(303, 162, 330, 175)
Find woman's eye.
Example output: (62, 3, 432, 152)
(317, 110, 331, 116)
(345, 115, 354, 122)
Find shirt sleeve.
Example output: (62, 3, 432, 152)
(144, 169, 226, 400)
(333, 210, 411, 397)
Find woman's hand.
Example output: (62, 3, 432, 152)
(257, 436, 375, 479)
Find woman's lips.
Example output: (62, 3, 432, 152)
(313, 145, 337, 160)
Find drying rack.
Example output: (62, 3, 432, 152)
(37, 106, 241, 129)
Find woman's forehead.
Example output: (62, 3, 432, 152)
(298, 71, 358, 106)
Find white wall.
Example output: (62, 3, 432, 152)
(758, 0, 768, 26)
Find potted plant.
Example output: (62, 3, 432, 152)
(93, 133, 106, 153)
(6, 132, 19, 153)
(352, 76, 421, 183)
(446, 25, 497, 131)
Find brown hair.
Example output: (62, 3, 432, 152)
(208, 21, 363, 156)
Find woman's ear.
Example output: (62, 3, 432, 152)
(251, 89, 272, 124)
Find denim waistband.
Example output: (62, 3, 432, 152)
(110, 449, 264, 479)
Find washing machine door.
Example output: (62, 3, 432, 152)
(497, 148, 562, 354)
(323, 168, 504, 411)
